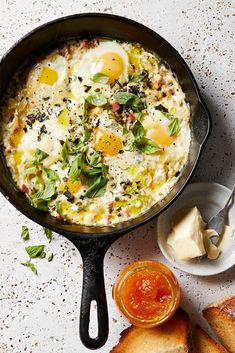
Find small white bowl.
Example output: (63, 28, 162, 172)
(157, 182, 235, 276)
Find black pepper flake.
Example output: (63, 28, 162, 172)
(154, 104, 168, 112)
(43, 96, 50, 101)
(62, 177, 68, 182)
(64, 191, 75, 203)
(78, 76, 83, 82)
(84, 85, 91, 93)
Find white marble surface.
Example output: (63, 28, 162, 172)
(0, 0, 234, 352)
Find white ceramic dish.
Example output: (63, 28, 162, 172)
(157, 182, 235, 276)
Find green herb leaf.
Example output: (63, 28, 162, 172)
(61, 140, 69, 169)
(168, 118, 180, 136)
(83, 125, 91, 142)
(44, 168, 59, 181)
(114, 92, 137, 105)
(83, 99, 89, 121)
(87, 152, 102, 167)
(69, 154, 83, 182)
(84, 176, 108, 198)
(33, 149, 48, 165)
(43, 227, 52, 242)
(161, 111, 172, 119)
(48, 253, 54, 262)
(91, 72, 109, 84)
(55, 201, 63, 217)
(132, 121, 145, 139)
(25, 245, 45, 259)
(29, 182, 57, 210)
(122, 125, 129, 135)
(21, 261, 37, 275)
(86, 93, 107, 107)
(21, 225, 29, 241)
(134, 137, 161, 154)
(129, 70, 148, 83)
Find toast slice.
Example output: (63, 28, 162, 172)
(203, 296, 235, 353)
(193, 325, 228, 353)
(110, 308, 191, 353)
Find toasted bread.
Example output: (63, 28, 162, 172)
(193, 325, 228, 353)
(110, 308, 191, 353)
(203, 296, 235, 353)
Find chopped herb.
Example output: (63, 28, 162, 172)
(55, 201, 63, 217)
(21, 261, 37, 275)
(122, 125, 128, 135)
(25, 245, 45, 259)
(69, 154, 83, 182)
(44, 168, 59, 181)
(48, 253, 54, 262)
(91, 72, 109, 84)
(43, 227, 52, 242)
(114, 92, 137, 105)
(21, 225, 29, 241)
(29, 182, 57, 210)
(33, 148, 48, 165)
(168, 118, 180, 136)
(129, 70, 148, 83)
(161, 111, 172, 119)
(61, 140, 69, 169)
(84, 176, 108, 198)
(132, 121, 161, 154)
(87, 152, 102, 167)
(86, 93, 107, 107)
(83, 125, 91, 142)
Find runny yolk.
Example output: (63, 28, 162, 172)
(99, 52, 124, 83)
(39, 67, 58, 85)
(121, 269, 173, 320)
(94, 129, 123, 156)
(146, 124, 176, 147)
(59, 179, 81, 194)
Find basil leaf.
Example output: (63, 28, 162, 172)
(48, 253, 54, 262)
(168, 118, 180, 136)
(161, 111, 172, 119)
(44, 168, 59, 181)
(134, 137, 161, 154)
(61, 140, 69, 169)
(33, 148, 48, 165)
(69, 154, 83, 182)
(122, 125, 128, 135)
(91, 72, 109, 84)
(84, 176, 108, 198)
(83, 99, 89, 121)
(25, 245, 45, 259)
(132, 120, 145, 139)
(55, 201, 63, 217)
(87, 152, 102, 167)
(114, 92, 136, 105)
(83, 125, 91, 142)
(21, 225, 29, 241)
(129, 70, 148, 83)
(31, 182, 57, 201)
(83, 168, 103, 176)
(43, 227, 52, 242)
(21, 261, 37, 275)
(86, 93, 107, 106)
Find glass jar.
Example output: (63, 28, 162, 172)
(113, 260, 181, 328)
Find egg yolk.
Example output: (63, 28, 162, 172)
(99, 52, 124, 83)
(94, 129, 123, 156)
(59, 179, 81, 194)
(57, 110, 69, 126)
(146, 124, 176, 147)
(39, 67, 58, 85)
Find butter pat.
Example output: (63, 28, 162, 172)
(167, 207, 206, 260)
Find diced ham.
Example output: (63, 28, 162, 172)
(21, 184, 29, 194)
(126, 112, 135, 128)
(110, 102, 121, 112)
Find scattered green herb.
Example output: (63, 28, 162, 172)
(33, 149, 48, 165)
(21, 225, 29, 241)
(168, 118, 180, 136)
(48, 253, 54, 262)
(91, 72, 109, 84)
(122, 125, 128, 135)
(61, 140, 69, 169)
(44, 168, 59, 181)
(29, 182, 57, 211)
(86, 93, 107, 107)
(55, 201, 63, 217)
(129, 70, 148, 83)
(132, 121, 161, 154)
(43, 227, 53, 242)
(25, 245, 45, 259)
(114, 92, 137, 105)
(21, 261, 37, 275)
(84, 176, 108, 198)
(69, 154, 83, 182)
(161, 111, 172, 119)
(83, 125, 91, 142)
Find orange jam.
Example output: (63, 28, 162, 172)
(113, 261, 181, 327)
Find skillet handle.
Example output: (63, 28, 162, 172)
(193, 99, 212, 147)
(72, 236, 114, 349)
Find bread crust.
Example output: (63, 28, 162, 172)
(193, 325, 228, 353)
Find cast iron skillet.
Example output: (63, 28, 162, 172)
(0, 13, 211, 350)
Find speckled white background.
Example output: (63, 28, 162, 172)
(0, 0, 234, 352)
